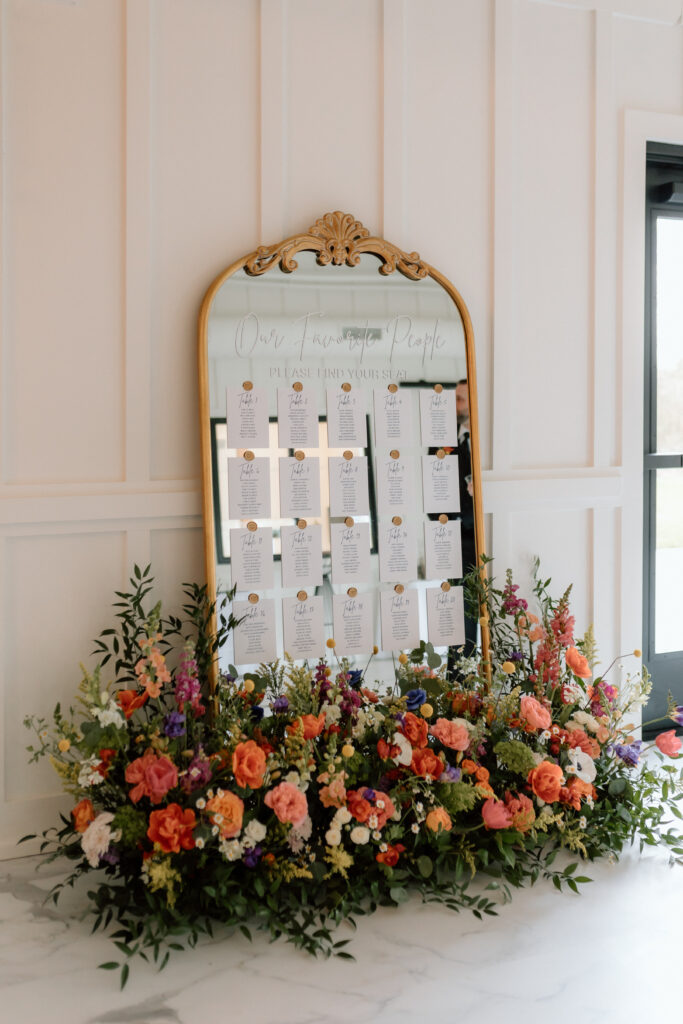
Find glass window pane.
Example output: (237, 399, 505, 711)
(655, 468, 683, 653)
(655, 217, 683, 452)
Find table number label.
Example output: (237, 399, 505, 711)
(380, 589, 420, 651)
(330, 521, 371, 584)
(233, 598, 277, 665)
(333, 593, 374, 656)
(277, 387, 318, 448)
(326, 386, 367, 447)
(424, 519, 463, 580)
(378, 520, 417, 582)
(421, 454, 460, 514)
(375, 454, 415, 516)
(426, 585, 466, 648)
(419, 388, 458, 447)
(282, 595, 324, 661)
(373, 387, 414, 448)
(226, 386, 269, 448)
(227, 456, 271, 520)
(229, 526, 274, 591)
(328, 456, 370, 517)
(280, 524, 323, 589)
(279, 457, 321, 518)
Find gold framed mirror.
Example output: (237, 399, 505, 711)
(198, 212, 489, 686)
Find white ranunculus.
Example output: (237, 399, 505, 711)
(92, 700, 126, 729)
(349, 826, 370, 845)
(567, 748, 596, 783)
(219, 839, 243, 861)
(321, 702, 342, 725)
(77, 757, 105, 788)
(570, 710, 601, 734)
(81, 812, 116, 867)
(392, 732, 413, 766)
(243, 819, 267, 846)
(325, 828, 342, 846)
(335, 807, 352, 825)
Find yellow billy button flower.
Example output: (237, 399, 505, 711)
(243, 679, 255, 693)
(420, 703, 434, 718)
(372, 645, 379, 655)
(501, 661, 516, 674)
(341, 744, 355, 758)
(326, 638, 336, 649)
(398, 653, 409, 665)
(58, 738, 71, 753)
(633, 648, 642, 658)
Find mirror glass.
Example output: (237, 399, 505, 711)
(205, 248, 478, 683)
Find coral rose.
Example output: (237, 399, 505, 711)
(528, 760, 564, 803)
(401, 712, 428, 749)
(655, 730, 682, 757)
(319, 773, 347, 809)
(410, 747, 443, 779)
(147, 803, 196, 853)
(425, 807, 452, 832)
(346, 789, 372, 823)
(232, 740, 266, 789)
(264, 781, 308, 827)
(481, 798, 513, 830)
(125, 751, 178, 804)
(376, 843, 405, 866)
(377, 738, 401, 760)
(206, 789, 244, 838)
(71, 798, 95, 834)
(430, 717, 470, 751)
(565, 646, 591, 678)
(504, 792, 535, 832)
(566, 728, 600, 759)
(559, 777, 595, 811)
(519, 696, 552, 732)
(116, 688, 149, 719)
(286, 713, 326, 740)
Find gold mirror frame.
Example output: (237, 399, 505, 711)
(198, 211, 490, 688)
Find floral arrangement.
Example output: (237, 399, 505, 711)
(23, 563, 683, 987)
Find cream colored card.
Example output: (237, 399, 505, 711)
(419, 388, 458, 447)
(227, 456, 271, 520)
(373, 387, 414, 449)
(282, 595, 325, 661)
(226, 386, 270, 448)
(278, 457, 321, 518)
(328, 456, 370, 517)
(424, 519, 463, 581)
(280, 524, 323, 589)
(333, 593, 374, 656)
(277, 386, 318, 448)
(378, 519, 417, 582)
(229, 527, 274, 592)
(330, 521, 371, 585)
(426, 586, 466, 648)
(380, 588, 420, 651)
(375, 454, 416, 516)
(326, 386, 367, 447)
(233, 598, 277, 665)
(421, 454, 460, 514)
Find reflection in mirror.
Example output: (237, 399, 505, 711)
(204, 245, 482, 683)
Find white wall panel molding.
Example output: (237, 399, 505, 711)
(259, 0, 288, 243)
(483, 470, 622, 510)
(381, 0, 406, 243)
(529, 0, 683, 24)
(0, 488, 201, 527)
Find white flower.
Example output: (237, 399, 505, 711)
(350, 826, 370, 845)
(214, 813, 224, 825)
(321, 702, 342, 725)
(92, 701, 125, 730)
(379, 842, 388, 853)
(391, 732, 413, 766)
(211, 825, 219, 836)
(372, 830, 381, 841)
(196, 797, 206, 810)
(416, 802, 424, 813)
(368, 814, 379, 829)
(219, 839, 243, 861)
(77, 757, 105, 788)
(570, 710, 601, 734)
(325, 828, 342, 846)
(578, 816, 587, 830)
(411, 823, 420, 834)
(335, 807, 352, 825)
(376, 799, 385, 810)
(99, 691, 109, 705)
(81, 812, 116, 867)
(195, 837, 205, 849)
(540, 730, 551, 741)
(243, 819, 267, 846)
(292, 816, 312, 841)
(566, 748, 596, 783)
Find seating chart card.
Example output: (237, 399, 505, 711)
(330, 521, 371, 585)
(419, 387, 458, 447)
(226, 385, 270, 448)
(373, 386, 414, 449)
(333, 592, 374, 656)
(326, 385, 367, 447)
(279, 456, 321, 518)
(233, 598, 277, 665)
(277, 385, 318, 448)
(380, 588, 420, 651)
(375, 453, 416, 516)
(282, 595, 324, 661)
(421, 453, 460, 514)
(228, 455, 271, 520)
(229, 525, 274, 591)
(280, 523, 323, 589)
(328, 455, 370, 517)
(426, 585, 466, 648)
(424, 518, 463, 581)
(378, 518, 417, 582)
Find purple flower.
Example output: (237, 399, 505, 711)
(613, 741, 642, 767)
(363, 788, 376, 801)
(272, 696, 289, 714)
(509, 650, 524, 662)
(100, 847, 120, 866)
(347, 669, 363, 690)
(405, 688, 427, 712)
(181, 749, 213, 792)
(163, 711, 186, 738)
(439, 764, 462, 783)
(243, 845, 262, 868)
(250, 704, 265, 722)
(502, 583, 528, 615)
(671, 705, 683, 727)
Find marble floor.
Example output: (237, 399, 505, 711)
(1, 844, 681, 1024)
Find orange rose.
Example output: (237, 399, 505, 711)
(147, 803, 196, 853)
(377, 738, 400, 760)
(519, 696, 552, 732)
(287, 713, 325, 740)
(567, 728, 600, 759)
(206, 789, 245, 837)
(425, 807, 452, 832)
(401, 712, 428, 749)
(475, 765, 490, 784)
(376, 843, 405, 866)
(346, 789, 372, 823)
(461, 759, 478, 774)
(232, 740, 266, 789)
(430, 718, 470, 751)
(528, 760, 564, 803)
(560, 777, 596, 811)
(410, 747, 443, 778)
(116, 688, 149, 719)
(319, 773, 347, 809)
(71, 798, 95, 834)
(566, 646, 591, 678)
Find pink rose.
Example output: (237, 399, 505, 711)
(319, 773, 347, 809)
(519, 696, 552, 732)
(430, 717, 470, 751)
(264, 781, 308, 826)
(481, 798, 513, 830)
(125, 751, 178, 804)
(655, 730, 681, 758)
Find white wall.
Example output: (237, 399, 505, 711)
(1, 0, 682, 855)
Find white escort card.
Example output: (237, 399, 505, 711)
(373, 386, 414, 449)
(330, 521, 371, 585)
(333, 592, 374, 656)
(226, 385, 270, 448)
(424, 519, 463, 581)
(227, 455, 271, 520)
(426, 585, 466, 648)
(277, 386, 319, 448)
(326, 385, 367, 447)
(421, 454, 460, 514)
(380, 588, 420, 651)
(419, 388, 458, 447)
(279, 456, 321, 518)
(378, 519, 417, 582)
(229, 526, 274, 592)
(328, 456, 370, 517)
(233, 598, 277, 665)
(375, 453, 416, 516)
(280, 523, 323, 589)
(282, 595, 324, 661)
